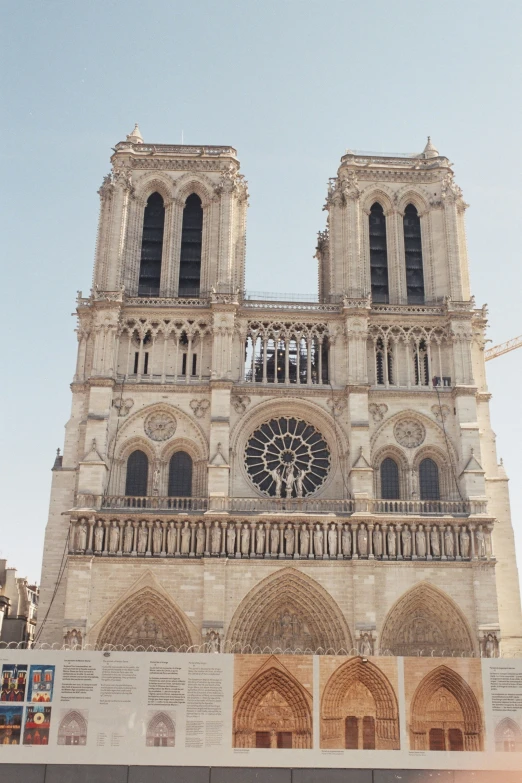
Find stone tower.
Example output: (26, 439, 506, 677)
(37, 130, 522, 659)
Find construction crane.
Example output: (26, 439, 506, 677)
(485, 335, 522, 362)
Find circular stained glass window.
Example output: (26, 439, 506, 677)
(245, 417, 330, 497)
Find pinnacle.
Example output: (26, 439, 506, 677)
(422, 135, 439, 158)
(126, 123, 144, 144)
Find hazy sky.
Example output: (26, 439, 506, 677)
(2, 0, 522, 586)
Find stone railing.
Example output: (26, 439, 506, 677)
(70, 517, 494, 562)
(74, 495, 487, 517)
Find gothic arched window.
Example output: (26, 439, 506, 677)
(168, 452, 193, 497)
(138, 193, 165, 297)
(403, 204, 425, 303)
(179, 194, 203, 297)
(419, 458, 440, 500)
(375, 338, 393, 385)
(125, 450, 149, 496)
(369, 203, 389, 303)
(380, 458, 400, 499)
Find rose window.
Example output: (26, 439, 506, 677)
(245, 417, 330, 497)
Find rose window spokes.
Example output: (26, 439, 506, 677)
(245, 417, 330, 498)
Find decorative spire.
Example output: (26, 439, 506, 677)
(422, 136, 439, 158)
(126, 123, 144, 144)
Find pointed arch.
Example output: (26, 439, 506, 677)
(95, 584, 197, 650)
(225, 568, 352, 653)
(233, 656, 312, 748)
(410, 665, 484, 750)
(135, 175, 175, 205)
(57, 710, 88, 745)
(146, 711, 175, 746)
(380, 582, 476, 656)
(495, 717, 522, 752)
(368, 202, 389, 303)
(172, 172, 216, 208)
(321, 657, 399, 749)
(138, 192, 165, 297)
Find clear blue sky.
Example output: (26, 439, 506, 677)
(2, 0, 522, 585)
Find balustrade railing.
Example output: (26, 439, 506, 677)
(70, 517, 494, 563)
(75, 494, 487, 517)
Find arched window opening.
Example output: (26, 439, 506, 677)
(369, 203, 389, 303)
(419, 458, 440, 500)
(404, 204, 425, 303)
(125, 450, 149, 496)
(414, 339, 429, 385)
(168, 452, 193, 497)
(375, 338, 393, 385)
(179, 194, 203, 297)
(380, 458, 400, 499)
(139, 193, 165, 297)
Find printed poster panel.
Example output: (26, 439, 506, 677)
(0, 649, 520, 770)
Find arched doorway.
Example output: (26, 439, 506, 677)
(379, 583, 475, 656)
(320, 657, 399, 749)
(225, 568, 352, 653)
(233, 656, 312, 749)
(409, 664, 484, 751)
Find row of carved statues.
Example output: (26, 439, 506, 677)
(71, 518, 493, 561)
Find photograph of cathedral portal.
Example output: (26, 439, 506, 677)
(57, 709, 88, 745)
(495, 717, 522, 752)
(1, 664, 27, 702)
(233, 655, 313, 749)
(0, 705, 23, 744)
(320, 656, 400, 750)
(405, 658, 484, 751)
(146, 711, 175, 746)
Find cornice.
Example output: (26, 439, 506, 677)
(88, 377, 116, 388)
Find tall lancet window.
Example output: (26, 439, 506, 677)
(369, 203, 389, 302)
(179, 194, 203, 297)
(403, 204, 425, 303)
(138, 193, 165, 297)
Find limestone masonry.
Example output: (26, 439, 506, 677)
(37, 126, 522, 658)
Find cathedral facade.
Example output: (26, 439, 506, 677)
(37, 126, 522, 658)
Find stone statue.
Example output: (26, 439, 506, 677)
(300, 526, 310, 556)
(270, 525, 279, 555)
(387, 527, 396, 557)
(271, 467, 283, 498)
(207, 630, 220, 653)
(137, 524, 148, 554)
(284, 465, 296, 497)
(328, 524, 338, 557)
(484, 633, 498, 658)
(211, 521, 222, 554)
(108, 522, 119, 553)
(416, 525, 426, 558)
(373, 525, 383, 557)
(256, 524, 265, 555)
(123, 522, 134, 554)
(444, 526, 454, 558)
(152, 523, 162, 554)
(342, 526, 352, 556)
(430, 527, 440, 557)
(180, 523, 191, 555)
(94, 521, 104, 553)
(295, 469, 306, 498)
(240, 524, 250, 555)
(476, 526, 486, 557)
(226, 525, 236, 555)
(460, 527, 470, 559)
(285, 525, 295, 556)
(402, 527, 412, 558)
(360, 634, 373, 656)
(77, 521, 87, 552)
(195, 523, 205, 555)
(358, 524, 368, 557)
(152, 465, 160, 494)
(167, 525, 176, 555)
(313, 524, 323, 557)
